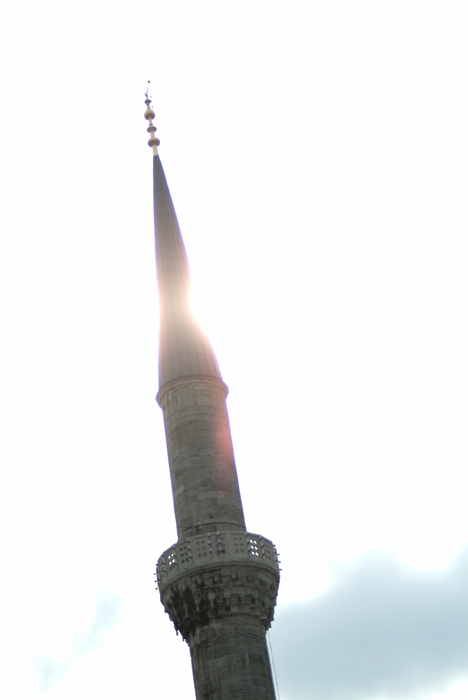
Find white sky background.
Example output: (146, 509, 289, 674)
(0, 1, 467, 699)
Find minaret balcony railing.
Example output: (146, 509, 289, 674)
(156, 530, 279, 590)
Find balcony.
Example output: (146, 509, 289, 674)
(156, 530, 279, 590)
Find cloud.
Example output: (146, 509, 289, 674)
(35, 589, 121, 694)
(270, 548, 468, 700)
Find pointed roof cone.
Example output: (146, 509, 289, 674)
(150, 132, 223, 390)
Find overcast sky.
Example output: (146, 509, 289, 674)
(0, 2, 467, 699)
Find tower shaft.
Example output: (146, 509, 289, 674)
(147, 101, 279, 699)
(157, 377, 245, 540)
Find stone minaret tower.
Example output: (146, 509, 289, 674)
(144, 95, 280, 700)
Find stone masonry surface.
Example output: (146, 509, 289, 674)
(157, 377, 246, 539)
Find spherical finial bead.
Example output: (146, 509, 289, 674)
(144, 107, 156, 121)
(148, 136, 160, 147)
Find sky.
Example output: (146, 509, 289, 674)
(0, 1, 467, 699)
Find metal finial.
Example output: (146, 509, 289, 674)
(144, 81, 160, 155)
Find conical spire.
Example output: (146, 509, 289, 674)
(144, 93, 222, 390)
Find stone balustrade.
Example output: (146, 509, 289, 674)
(157, 529, 279, 590)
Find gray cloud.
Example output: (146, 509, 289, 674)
(36, 589, 121, 694)
(270, 548, 468, 700)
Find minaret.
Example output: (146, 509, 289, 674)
(145, 94, 280, 700)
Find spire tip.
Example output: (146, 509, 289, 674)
(144, 82, 160, 154)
